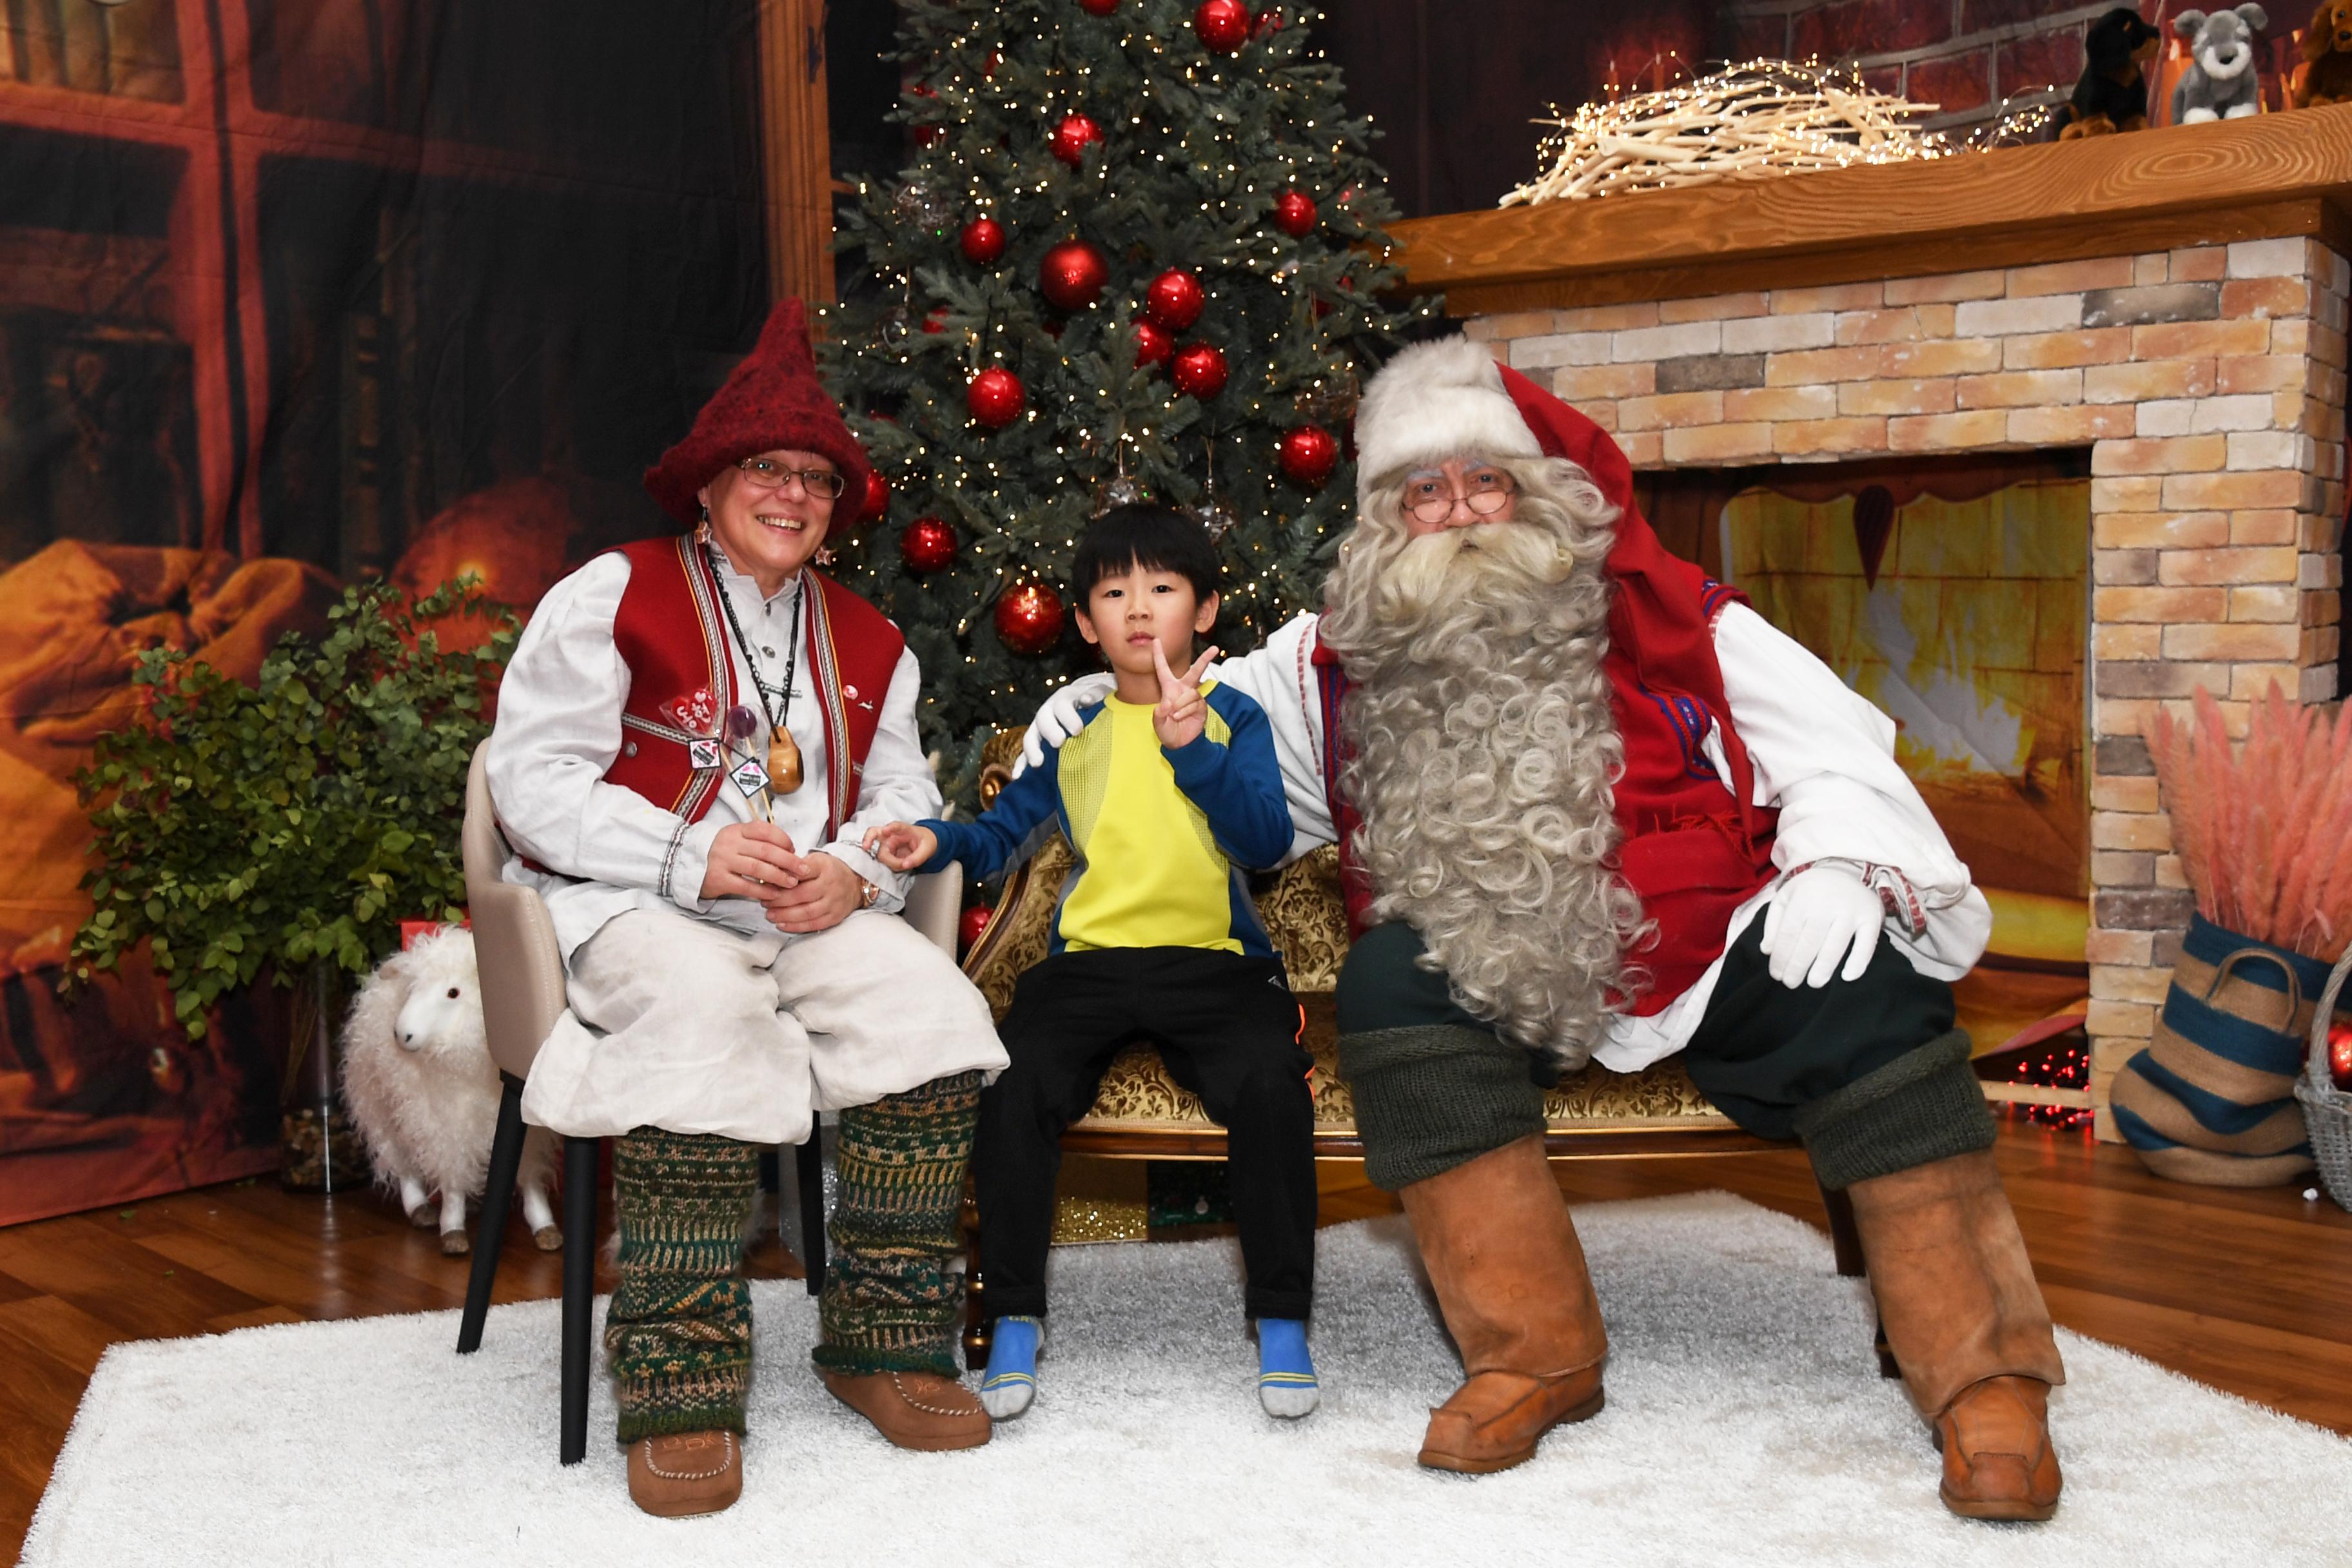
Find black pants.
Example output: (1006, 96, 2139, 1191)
(975, 946, 1318, 1321)
(1336, 912, 1965, 1150)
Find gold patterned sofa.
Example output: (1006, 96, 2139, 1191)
(957, 731, 1776, 1164)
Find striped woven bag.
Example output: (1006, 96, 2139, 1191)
(2111, 914, 2332, 1186)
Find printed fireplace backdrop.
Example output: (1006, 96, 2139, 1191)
(0, 0, 776, 1225)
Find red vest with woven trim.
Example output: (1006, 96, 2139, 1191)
(606, 535, 905, 839)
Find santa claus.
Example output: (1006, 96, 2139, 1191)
(1023, 337, 2064, 1521)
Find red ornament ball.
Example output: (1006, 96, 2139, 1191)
(1272, 190, 1317, 237)
(906, 84, 942, 148)
(1038, 239, 1110, 310)
(1277, 424, 1340, 489)
(1194, 0, 1250, 53)
(920, 307, 949, 335)
(1170, 342, 1229, 400)
(900, 515, 958, 574)
(1078, 0, 1119, 12)
(1144, 268, 1206, 331)
(1253, 6, 1284, 37)
(859, 469, 890, 524)
(967, 366, 1026, 428)
(2329, 1021, 2352, 1091)
(995, 583, 1066, 654)
(958, 902, 995, 953)
(1132, 318, 1174, 368)
(1050, 113, 1104, 166)
(960, 217, 1006, 264)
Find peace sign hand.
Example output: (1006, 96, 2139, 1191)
(1152, 640, 1219, 749)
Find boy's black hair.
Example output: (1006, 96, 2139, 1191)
(1070, 503, 1221, 603)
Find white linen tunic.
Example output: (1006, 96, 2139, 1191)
(486, 545, 1006, 1142)
(1213, 607, 1994, 1073)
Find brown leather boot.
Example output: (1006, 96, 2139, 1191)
(819, 1369, 992, 1451)
(1844, 1149, 2066, 1522)
(1397, 1135, 1608, 1474)
(625, 1429, 743, 1518)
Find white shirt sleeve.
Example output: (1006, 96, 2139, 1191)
(1208, 610, 1335, 862)
(485, 554, 723, 910)
(1712, 601, 1991, 979)
(819, 645, 939, 913)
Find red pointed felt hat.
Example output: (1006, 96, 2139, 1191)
(643, 298, 875, 527)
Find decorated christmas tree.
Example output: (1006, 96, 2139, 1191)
(819, 0, 1433, 783)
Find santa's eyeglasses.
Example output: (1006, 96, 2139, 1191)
(734, 458, 847, 499)
(1403, 468, 1515, 524)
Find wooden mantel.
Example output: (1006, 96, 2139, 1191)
(1388, 106, 2352, 314)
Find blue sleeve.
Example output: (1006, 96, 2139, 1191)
(917, 744, 1064, 883)
(1163, 687, 1294, 872)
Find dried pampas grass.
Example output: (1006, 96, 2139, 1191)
(2149, 685, 2352, 961)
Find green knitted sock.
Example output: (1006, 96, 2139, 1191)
(814, 1069, 985, 1378)
(605, 1127, 760, 1444)
(1337, 1025, 1549, 1191)
(1796, 1028, 1995, 1191)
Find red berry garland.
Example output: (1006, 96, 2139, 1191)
(1194, 0, 1249, 53)
(900, 516, 958, 574)
(1144, 268, 1206, 331)
(1038, 239, 1109, 310)
(959, 217, 1006, 264)
(995, 583, 1066, 654)
(1277, 424, 1339, 488)
(967, 367, 1025, 428)
(1050, 113, 1104, 166)
(1170, 342, 1228, 400)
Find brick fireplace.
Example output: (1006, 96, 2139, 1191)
(1389, 113, 2352, 1137)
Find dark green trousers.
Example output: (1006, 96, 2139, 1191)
(1334, 913, 1992, 1192)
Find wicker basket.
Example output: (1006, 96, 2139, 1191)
(2294, 946, 2352, 1213)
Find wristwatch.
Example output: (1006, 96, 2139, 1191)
(858, 876, 881, 910)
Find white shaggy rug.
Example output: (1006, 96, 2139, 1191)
(23, 1193, 2352, 1568)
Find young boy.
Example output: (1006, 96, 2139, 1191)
(863, 504, 1319, 1420)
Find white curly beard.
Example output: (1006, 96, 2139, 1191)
(1318, 458, 1649, 1066)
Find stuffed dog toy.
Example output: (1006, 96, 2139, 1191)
(2298, 0, 2352, 108)
(2061, 7, 2164, 137)
(2173, 6, 2269, 122)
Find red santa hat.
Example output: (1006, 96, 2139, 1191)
(642, 297, 875, 527)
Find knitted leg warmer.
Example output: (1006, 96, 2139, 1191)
(605, 1127, 761, 1444)
(814, 1069, 985, 1378)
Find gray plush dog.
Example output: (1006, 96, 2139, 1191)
(2172, 5, 2269, 123)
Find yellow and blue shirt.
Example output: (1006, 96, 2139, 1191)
(917, 681, 1291, 957)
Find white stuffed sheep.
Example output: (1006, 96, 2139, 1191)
(341, 926, 559, 1255)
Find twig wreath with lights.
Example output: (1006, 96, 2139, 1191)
(1504, 58, 2057, 207)
(818, 0, 1433, 791)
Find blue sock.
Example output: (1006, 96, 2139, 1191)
(1257, 1317, 1318, 1418)
(979, 1315, 1042, 1420)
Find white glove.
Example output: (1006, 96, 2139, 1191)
(1758, 864, 1886, 989)
(1014, 672, 1117, 776)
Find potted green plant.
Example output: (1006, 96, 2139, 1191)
(65, 578, 520, 1191)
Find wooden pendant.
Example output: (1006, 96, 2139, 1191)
(769, 729, 804, 795)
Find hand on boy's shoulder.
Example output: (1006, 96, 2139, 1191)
(861, 821, 937, 872)
(1152, 642, 1218, 750)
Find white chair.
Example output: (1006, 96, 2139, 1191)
(450, 738, 963, 1463)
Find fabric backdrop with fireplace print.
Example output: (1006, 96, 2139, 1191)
(0, 0, 772, 1226)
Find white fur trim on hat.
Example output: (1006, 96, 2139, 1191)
(1352, 336, 1542, 488)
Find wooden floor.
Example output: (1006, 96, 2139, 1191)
(3, 1119, 2348, 1559)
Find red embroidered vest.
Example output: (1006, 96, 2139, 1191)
(606, 535, 905, 839)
